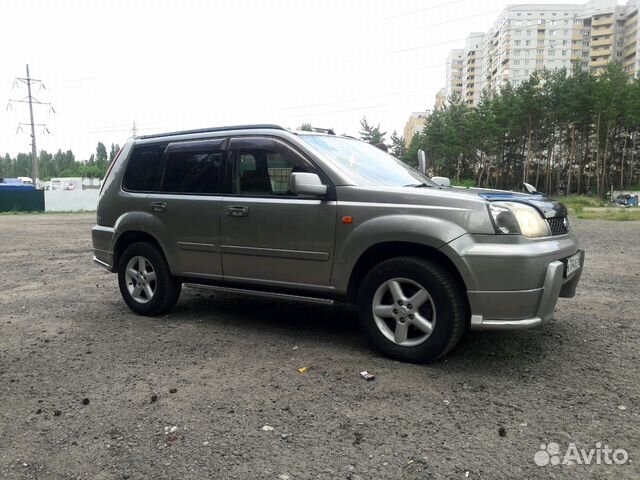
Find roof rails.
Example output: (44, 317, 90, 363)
(137, 124, 286, 140)
(309, 127, 335, 135)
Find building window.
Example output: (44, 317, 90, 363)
(537, 49, 544, 55)
(514, 59, 521, 65)
(515, 40, 521, 45)
(548, 49, 555, 56)
(525, 40, 531, 46)
(537, 59, 544, 65)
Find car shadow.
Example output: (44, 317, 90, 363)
(174, 289, 364, 350)
(172, 289, 564, 371)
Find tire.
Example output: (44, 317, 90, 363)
(357, 256, 467, 363)
(117, 241, 181, 316)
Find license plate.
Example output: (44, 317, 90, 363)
(565, 252, 582, 278)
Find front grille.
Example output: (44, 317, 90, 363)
(547, 217, 569, 236)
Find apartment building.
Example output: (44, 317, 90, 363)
(434, 88, 447, 110)
(623, 0, 640, 75)
(403, 111, 429, 147)
(437, 0, 640, 109)
(463, 32, 485, 106)
(445, 49, 465, 99)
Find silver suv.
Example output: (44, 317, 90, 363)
(92, 124, 583, 363)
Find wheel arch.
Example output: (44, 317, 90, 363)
(346, 241, 469, 309)
(113, 230, 167, 272)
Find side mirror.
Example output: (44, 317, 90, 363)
(523, 182, 538, 194)
(431, 176, 451, 187)
(291, 172, 327, 197)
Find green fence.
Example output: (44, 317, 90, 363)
(0, 190, 45, 212)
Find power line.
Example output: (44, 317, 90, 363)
(378, 0, 467, 21)
(7, 65, 55, 186)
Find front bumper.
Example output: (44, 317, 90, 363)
(440, 233, 584, 331)
(469, 251, 583, 330)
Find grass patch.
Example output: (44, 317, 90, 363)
(0, 210, 95, 216)
(576, 209, 640, 221)
(556, 195, 606, 214)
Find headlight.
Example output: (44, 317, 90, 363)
(488, 202, 550, 238)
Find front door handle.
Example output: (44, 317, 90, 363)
(151, 201, 167, 212)
(225, 205, 249, 217)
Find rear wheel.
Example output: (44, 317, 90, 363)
(357, 256, 466, 363)
(117, 242, 181, 316)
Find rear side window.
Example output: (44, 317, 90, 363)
(162, 149, 224, 194)
(122, 144, 166, 191)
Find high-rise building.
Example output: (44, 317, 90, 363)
(436, 0, 640, 109)
(623, 0, 640, 75)
(434, 88, 447, 110)
(463, 33, 485, 106)
(445, 49, 465, 99)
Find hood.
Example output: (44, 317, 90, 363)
(449, 187, 567, 219)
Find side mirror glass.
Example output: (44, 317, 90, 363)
(291, 172, 327, 197)
(523, 182, 538, 194)
(431, 176, 451, 187)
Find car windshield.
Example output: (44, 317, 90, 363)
(300, 135, 436, 187)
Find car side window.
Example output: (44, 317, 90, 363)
(160, 140, 225, 195)
(230, 138, 317, 196)
(122, 143, 166, 192)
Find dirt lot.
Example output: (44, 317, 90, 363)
(1, 213, 638, 479)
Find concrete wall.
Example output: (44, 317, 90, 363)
(45, 190, 99, 212)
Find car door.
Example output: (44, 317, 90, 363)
(220, 136, 336, 288)
(148, 138, 226, 279)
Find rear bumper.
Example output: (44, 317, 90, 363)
(92, 225, 115, 272)
(469, 250, 584, 331)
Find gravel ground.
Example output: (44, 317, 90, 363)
(0, 213, 638, 479)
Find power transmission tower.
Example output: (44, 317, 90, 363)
(7, 65, 55, 186)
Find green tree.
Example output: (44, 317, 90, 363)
(359, 116, 387, 145)
(389, 131, 407, 160)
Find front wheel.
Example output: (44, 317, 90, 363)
(357, 256, 467, 363)
(117, 242, 181, 316)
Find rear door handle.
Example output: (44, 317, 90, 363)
(151, 201, 167, 212)
(225, 205, 249, 217)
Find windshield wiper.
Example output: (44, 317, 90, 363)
(403, 183, 433, 188)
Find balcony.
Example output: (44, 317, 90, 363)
(591, 26, 613, 37)
(623, 56, 636, 68)
(624, 43, 637, 58)
(591, 47, 612, 58)
(590, 58, 609, 68)
(591, 37, 612, 47)
(592, 15, 613, 27)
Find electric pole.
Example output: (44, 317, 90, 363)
(7, 65, 55, 187)
(131, 121, 138, 138)
(26, 65, 38, 183)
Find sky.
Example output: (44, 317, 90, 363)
(0, 0, 588, 160)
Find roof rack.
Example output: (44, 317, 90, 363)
(137, 124, 286, 140)
(309, 127, 335, 135)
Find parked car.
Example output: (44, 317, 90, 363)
(92, 125, 584, 363)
